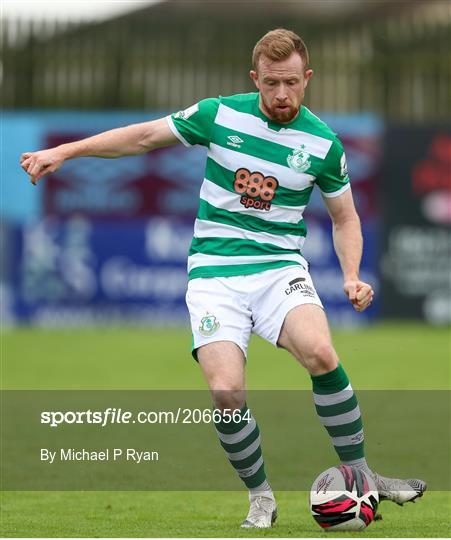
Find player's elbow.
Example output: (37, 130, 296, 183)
(333, 211, 360, 231)
(137, 119, 170, 153)
(137, 128, 156, 153)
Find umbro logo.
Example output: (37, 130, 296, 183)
(227, 135, 244, 148)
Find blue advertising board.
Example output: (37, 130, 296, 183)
(9, 217, 191, 325)
(6, 216, 378, 326)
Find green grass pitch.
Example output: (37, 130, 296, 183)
(1, 323, 450, 537)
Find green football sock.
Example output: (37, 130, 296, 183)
(214, 404, 270, 492)
(311, 364, 368, 464)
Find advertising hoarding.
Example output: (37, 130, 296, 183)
(381, 127, 450, 323)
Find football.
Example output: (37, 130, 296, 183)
(310, 465, 379, 531)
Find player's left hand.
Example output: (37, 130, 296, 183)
(343, 280, 374, 312)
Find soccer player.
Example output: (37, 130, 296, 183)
(21, 28, 426, 529)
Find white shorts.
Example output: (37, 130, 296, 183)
(186, 263, 323, 359)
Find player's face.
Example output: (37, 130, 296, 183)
(250, 52, 313, 123)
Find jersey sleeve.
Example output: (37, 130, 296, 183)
(316, 138, 351, 197)
(166, 98, 220, 147)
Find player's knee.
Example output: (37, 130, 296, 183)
(211, 387, 246, 412)
(306, 342, 338, 374)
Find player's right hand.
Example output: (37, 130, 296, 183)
(343, 279, 374, 312)
(20, 148, 65, 185)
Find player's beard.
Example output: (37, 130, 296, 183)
(270, 102, 299, 123)
(261, 95, 301, 123)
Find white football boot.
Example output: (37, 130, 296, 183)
(240, 493, 277, 528)
(372, 473, 427, 505)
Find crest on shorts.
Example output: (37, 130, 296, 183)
(199, 313, 220, 336)
(287, 144, 311, 173)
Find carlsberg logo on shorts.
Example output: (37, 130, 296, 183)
(285, 277, 316, 297)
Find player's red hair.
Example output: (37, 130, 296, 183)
(252, 28, 309, 71)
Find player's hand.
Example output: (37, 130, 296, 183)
(20, 148, 66, 185)
(343, 280, 374, 312)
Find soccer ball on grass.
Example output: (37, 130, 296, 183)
(310, 465, 379, 531)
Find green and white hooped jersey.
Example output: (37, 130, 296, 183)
(166, 92, 350, 280)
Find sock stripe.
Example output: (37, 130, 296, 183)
(227, 434, 261, 461)
(315, 395, 358, 417)
(325, 417, 363, 438)
(311, 364, 349, 394)
(335, 441, 365, 461)
(236, 455, 264, 478)
(244, 463, 267, 489)
(332, 429, 364, 447)
(318, 405, 361, 427)
(220, 425, 260, 453)
(311, 364, 365, 462)
(214, 407, 249, 435)
(313, 384, 353, 406)
(214, 408, 270, 492)
(250, 479, 271, 494)
(229, 446, 262, 470)
(215, 417, 256, 444)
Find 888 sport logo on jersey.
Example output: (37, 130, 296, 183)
(233, 168, 279, 211)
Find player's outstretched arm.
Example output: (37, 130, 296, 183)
(20, 117, 178, 185)
(323, 189, 374, 312)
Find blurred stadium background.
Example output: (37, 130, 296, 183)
(2, 0, 450, 335)
(1, 2, 450, 537)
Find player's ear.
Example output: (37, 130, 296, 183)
(303, 69, 314, 88)
(249, 70, 259, 89)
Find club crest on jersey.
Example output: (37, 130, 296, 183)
(287, 145, 311, 173)
(199, 313, 220, 336)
